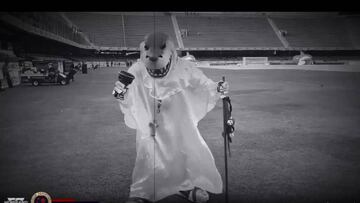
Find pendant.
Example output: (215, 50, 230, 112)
(149, 120, 158, 137)
(157, 99, 162, 113)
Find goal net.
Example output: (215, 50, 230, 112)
(243, 57, 269, 65)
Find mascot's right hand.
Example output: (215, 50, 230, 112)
(113, 81, 127, 100)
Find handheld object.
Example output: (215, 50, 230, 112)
(113, 70, 135, 98)
(221, 76, 235, 203)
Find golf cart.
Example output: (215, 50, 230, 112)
(20, 60, 70, 86)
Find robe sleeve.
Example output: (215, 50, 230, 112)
(187, 64, 221, 125)
(118, 68, 138, 129)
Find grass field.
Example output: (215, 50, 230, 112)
(1, 67, 360, 203)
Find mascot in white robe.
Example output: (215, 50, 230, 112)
(114, 32, 229, 203)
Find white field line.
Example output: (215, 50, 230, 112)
(197, 64, 360, 72)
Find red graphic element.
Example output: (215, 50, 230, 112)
(52, 198, 76, 203)
(35, 196, 48, 203)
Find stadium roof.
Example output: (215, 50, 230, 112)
(79, 12, 341, 18)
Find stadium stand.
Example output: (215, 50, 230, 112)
(2, 12, 360, 56)
(344, 16, 360, 49)
(65, 12, 126, 47)
(62, 12, 360, 51)
(271, 16, 354, 49)
(176, 15, 283, 49)
(65, 13, 178, 49)
(123, 14, 178, 48)
(5, 12, 90, 46)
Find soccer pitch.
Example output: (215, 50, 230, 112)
(0, 67, 359, 203)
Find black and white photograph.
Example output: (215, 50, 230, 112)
(0, 11, 360, 203)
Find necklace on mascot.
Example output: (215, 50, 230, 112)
(151, 55, 158, 201)
(156, 99, 162, 113)
(149, 99, 161, 137)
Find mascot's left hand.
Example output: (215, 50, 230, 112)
(217, 81, 229, 94)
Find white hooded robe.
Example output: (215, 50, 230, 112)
(119, 57, 223, 201)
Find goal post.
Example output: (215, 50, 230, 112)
(243, 57, 269, 65)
